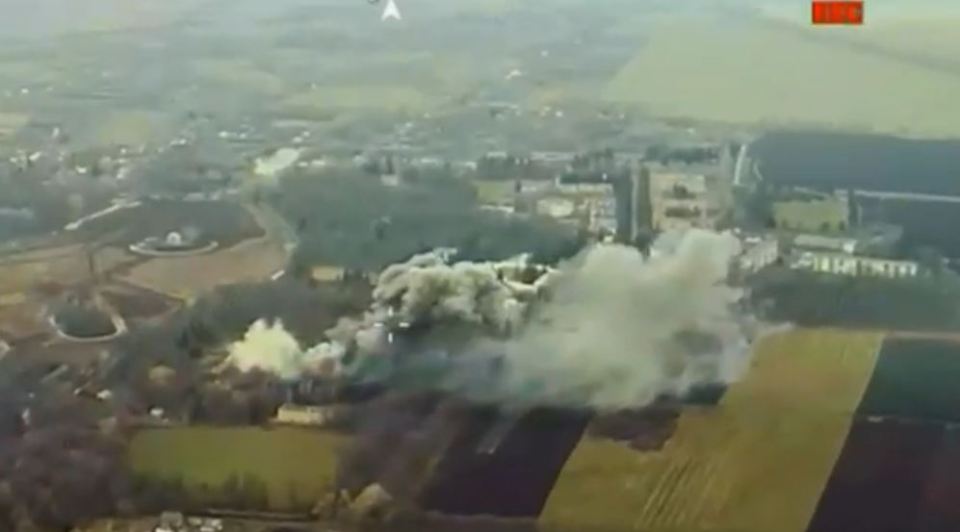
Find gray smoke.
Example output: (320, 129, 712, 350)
(484, 229, 757, 409)
(225, 250, 552, 377)
(309, 249, 556, 362)
(227, 229, 770, 410)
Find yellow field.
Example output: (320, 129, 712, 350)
(281, 85, 430, 113)
(193, 59, 287, 95)
(121, 229, 287, 298)
(472, 180, 516, 203)
(0, 292, 26, 306)
(0, 62, 60, 84)
(74, 518, 158, 532)
(0, 244, 138, 337)
(854, 18, 960, 65)
(541, 329, 883, 532)
(605, 18, 960, 138)
(95, 110, 167, 146)
(527, 82, 599, 108)
(49, 0, 195, 33)
(0, 301, 46, 338)
(0, 244, 137, 294)
(0, 112, 28, 137)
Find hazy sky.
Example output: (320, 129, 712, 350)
(0, 0, 956, 39)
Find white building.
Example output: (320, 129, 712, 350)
(254, 147, 301, 179)
(537, 197, 576, 218)
(274, 403, 344, 427)
(530, 151, 575, 167)
(649, 172, 722, 231)
(587, 196, 618, 235)
(738, 235, 779, 274)
(381, 173, 402, 187)
(793, 234, 859, 255)
(554, 176, 613, 195)
(794, 251, 919, 278)
(481, 203, 516, 216)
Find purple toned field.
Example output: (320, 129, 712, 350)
(807, 418, 943, 532)
(419, 408, 590, 518)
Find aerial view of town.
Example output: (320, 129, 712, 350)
(3, 0, 960, 531)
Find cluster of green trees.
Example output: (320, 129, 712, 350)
(644, 144, 720, 165)
(0, 386, 138, 531)
(752, 131, 960, 196)
(751, 268, 960, 331)
(53, 302, 116, 338)
(570, 148, 616, 172)
(132, 472, 276, 513)
(274, 168, 585, 272)
(181, 278, 371, 349)
(134, 142, 239, 197)
(474, 153, 552, 181)
(0, 165, 114, 239)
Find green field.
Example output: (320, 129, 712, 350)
(129, 426, 346, 510)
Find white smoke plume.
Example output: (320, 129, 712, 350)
(224, 319, 344, 381)
(487, 229, 756, 410)
(224, 249, 552, 380)
(226, 229, 772, 411)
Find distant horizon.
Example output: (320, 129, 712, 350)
(0, 0, 957, 40)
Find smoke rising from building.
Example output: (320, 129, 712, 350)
(224, 250, 553, 379)
(484, 229, 756, 410)
(226, 229, 770, 410)
(224, 319, 343, 381)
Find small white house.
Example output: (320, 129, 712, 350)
(274, 403, 344, 427)
(537, 197, 576, 218)
(739, 236, 779, 274)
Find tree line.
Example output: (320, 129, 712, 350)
(750, 268, 960, 331)
(273, 167, 586, 273)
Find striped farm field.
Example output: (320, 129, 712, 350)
(809, 337, 960, 532)
(807, 417, 944, 532)
(540, 329, 883, 532)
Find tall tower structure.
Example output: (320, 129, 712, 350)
(631, 163, 653, 242)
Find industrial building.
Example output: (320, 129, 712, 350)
(773, 191, 849, 233)
(790, 223, 903, 258)
(793, 233, 860, 254)
(536, 197, 576, 219)
(793, 251, 919, 278)
(648, 171, 725, 231)
(630, 165, 653, 241)
(737, 234, 780, 274)
(274, 403, 345, 427)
